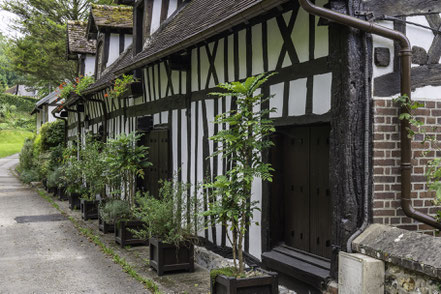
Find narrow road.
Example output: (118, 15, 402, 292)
(0, 154, 148, 294)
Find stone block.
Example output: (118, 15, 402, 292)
(339, 252, 385, 294)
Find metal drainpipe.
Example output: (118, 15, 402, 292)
(297, 0, 441, 238)
(52, 112, 68, 147)
(86, 97, 108, 143)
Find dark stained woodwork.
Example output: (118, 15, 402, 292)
(309, 126, 332, 259)
(268, 124, 332, 284)
(135, 0, 145, 54)
(426, 14, 441, 64)
(328, 0, 371, 279)
(362, 0, 441, 17)
(276, 8, 300, 70)
(145, 0, 154, 38)
(374, 63, 441, 97)
(160, 0, 170, 24)
(205, 41, 219, 88)
(143, 128, 170, 197)
(119, 33, 125, 54)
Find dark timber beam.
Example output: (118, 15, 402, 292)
(374, 64, 441, 97)
(362, 0, 441, 17)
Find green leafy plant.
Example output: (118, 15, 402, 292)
(204, 72, 276, 276)
(106, 74, 137, 99)
(60, 144, 86, 195)
(133, 179, 200, 247)
(394, 95, 441, 221)
(99, 199, 132, 224)
(46, 166, 63, 189)
(80, 135, 106, 201)
(74, 75, 95, 96)
(57, 81, 75, 101)
(104, 132, 151, 209)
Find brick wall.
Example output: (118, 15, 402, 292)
(372, 99, 441, 235)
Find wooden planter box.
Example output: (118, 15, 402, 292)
(211, 268, 278, 294)
(149, 237, 194, 276)
(120, 82, 143, 98)
(47, 186, 57, 195)
(98, 215, 114, 233)
(115, 220, 148, 247)
(57, 187, 68, 201)
(80, 199, 98, 220)
(68, 193, 81, 210)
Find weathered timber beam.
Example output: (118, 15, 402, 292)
(374, 64, 441, 97)
(362, 0, 441, 17)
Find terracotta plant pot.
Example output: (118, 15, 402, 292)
(211, 268, 278, 294)
(149, 237, 194, 276)
(114, 220, 148, 247)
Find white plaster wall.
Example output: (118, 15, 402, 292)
(289, 78, 308, 116)
(312, 72, 332, 115)
(124, 34, 132, 50)
(168, 0, 178, 17)
(252, 23, 264, 76)
(314, 0, 329, 59)
(84, 54, 96, 77)
(293, 8, 309, 63)
(151, 0, 162, 35)
(107, 34, 120, 67)
(269, 82, 284, 118)
(267, 17, 284, 71)
(48, 106, 57, 123)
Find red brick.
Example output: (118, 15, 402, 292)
(374, 209, 395, 216)
(373, 201, 384, 208)
(374, 192, 395, 199)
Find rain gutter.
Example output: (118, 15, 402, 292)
(297, 0, 441, 246)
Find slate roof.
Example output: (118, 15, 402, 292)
(67, 21, 96, 55)
(31, 89, 61, 114)
(88, 4, 133, 36)
(116, 0, 284, 73)
(82, 45, 133, 95)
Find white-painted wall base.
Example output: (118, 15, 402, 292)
(338, 252, 384, 294)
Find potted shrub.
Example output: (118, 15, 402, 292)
(60, 145, 83, 210)
(133, 179, 200, 276)
(104, 132, 151, 247)
(99, 199, 131, 234)
(206, 73, 279, 293)
(80, 137, 106, 220)
(46, 166, 63, 196)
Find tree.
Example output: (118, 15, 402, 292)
(2, 0, 113, 93)
(205, 73, 276, 275)
(0, 32, 20, 88)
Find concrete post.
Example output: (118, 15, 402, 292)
(339, 252, 385, 294)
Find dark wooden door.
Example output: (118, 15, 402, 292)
(271, 125, 332, 259)
(142, 128, 169, 198)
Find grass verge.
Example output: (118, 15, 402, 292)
(0, 129, 33, 158)
(37, 189, 161, 294)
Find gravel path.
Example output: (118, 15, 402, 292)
(0, 154, 149, 294)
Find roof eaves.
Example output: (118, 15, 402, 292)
(116, 0, 283, 74)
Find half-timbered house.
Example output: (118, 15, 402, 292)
(53, 0, 441, 292)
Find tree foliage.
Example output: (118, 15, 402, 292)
(2, 0, 113, 93)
